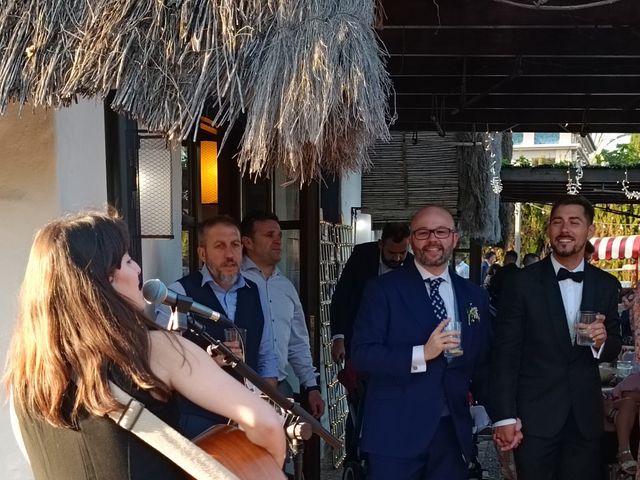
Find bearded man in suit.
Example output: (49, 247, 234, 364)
(491, 195, 621, 480)
(351, 206, 491, 480)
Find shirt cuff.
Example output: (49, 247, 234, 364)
(493, 418, 517, 427)
(411, 345, 427, 373)
(331, 334, 345, 342)
(591, 342, 605, 359)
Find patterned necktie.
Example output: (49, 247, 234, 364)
(426, 277, 448, 321)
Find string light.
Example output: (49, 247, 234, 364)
(621, 169, 640, 200)
(485, 131, 503, 194)
(566, 153, 587, 195)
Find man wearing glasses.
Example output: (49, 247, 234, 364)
(351, 205, 491, 480)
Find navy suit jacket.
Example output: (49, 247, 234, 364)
(351, 261, 491, 461)
(330, 241, 413, 352)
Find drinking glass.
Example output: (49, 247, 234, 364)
(575, 311, 596, 346)
(443, 319, 463, 358)
(224, 327, 247, 346)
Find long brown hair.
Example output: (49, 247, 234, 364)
(5, 210, 171, 427)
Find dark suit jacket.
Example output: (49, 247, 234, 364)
(351, 262, 491, 461)
(488, 263, 520, 307)
(489, 256, 621, 440)
(329, 241, 413, 352)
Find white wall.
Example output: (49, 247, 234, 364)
(0, 104, 57, 480)
(55, 99, 108, 212)
(0, 99, 108, 480)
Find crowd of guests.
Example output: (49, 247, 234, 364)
(330, 196, 630, 480)
(6, 195, 640, 480)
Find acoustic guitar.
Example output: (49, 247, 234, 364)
(191, 424, 286, 480)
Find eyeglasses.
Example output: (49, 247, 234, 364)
(412, 227, 455, 240)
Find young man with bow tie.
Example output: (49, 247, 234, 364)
(490, 195, 621, 480)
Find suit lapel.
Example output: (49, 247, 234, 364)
(540, 257, 573, 356)
(580, 264, 597, 312)
(397, 263, 440, 334)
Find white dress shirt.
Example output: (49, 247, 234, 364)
(411, 260, 456, 373)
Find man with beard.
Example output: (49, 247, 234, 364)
(155, 215, 278, 438)
(330, 222, 413, 364)
(351, 206, 491, 480)
(330, 222, 412, 465)
(490, 196, 621, 480)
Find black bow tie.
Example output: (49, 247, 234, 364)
(557, 268, 584, 283)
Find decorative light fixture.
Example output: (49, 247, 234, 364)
(621, 170, 640, 200)
(138, 135, 174, 238)
(200, 141, 218, 204)
(484, 132, 503, 194)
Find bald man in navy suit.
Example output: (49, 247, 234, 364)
(352, 206, 491, 480)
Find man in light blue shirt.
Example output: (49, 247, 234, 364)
(240, 212, 325, 418)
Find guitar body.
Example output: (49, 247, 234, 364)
(191, 424, 286, 480)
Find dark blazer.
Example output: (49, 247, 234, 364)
(488, 263, 520, 307)
(489, 256, 621, 440)
(351, 262, 491, 461)
(330, 241, 413, 351)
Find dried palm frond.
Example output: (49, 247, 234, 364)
(0, 0, 391, 183)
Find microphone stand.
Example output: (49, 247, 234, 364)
(185, 314, 340, 477)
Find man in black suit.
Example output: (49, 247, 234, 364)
(329, 221, 412, 464)
(490, 196, 621, 480)
(488, 249, 519, 308)
(330, 222, 412, 363)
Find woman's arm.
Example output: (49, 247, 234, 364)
(148, 331, 286, 465)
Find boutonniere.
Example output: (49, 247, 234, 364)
(467, 305, 480, 325)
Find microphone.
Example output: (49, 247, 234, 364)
(142, 279, 234, 327)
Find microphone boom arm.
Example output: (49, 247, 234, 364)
(185, 315, 340, 449)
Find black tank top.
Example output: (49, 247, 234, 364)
(16, 368, 184, 480)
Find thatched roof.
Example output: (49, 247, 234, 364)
(0, 0, 391, 183)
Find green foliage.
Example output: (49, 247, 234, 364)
(519, 203, 548, 256)
(595, 133, 640, 167)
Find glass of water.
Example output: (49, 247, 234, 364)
(443, 319, 463, 358)
(575, 311, 597, 346)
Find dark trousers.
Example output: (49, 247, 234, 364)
(366, 416, 467, 480)
(514, 410, 601, 480)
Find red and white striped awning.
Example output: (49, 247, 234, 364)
(590, 236, 640, 261)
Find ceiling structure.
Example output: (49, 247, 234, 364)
(500, 167, 640, 203)
(379, 0, 640, 134)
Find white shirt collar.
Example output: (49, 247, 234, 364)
(550, 254, 584, 275)
(414, 259, 451, 283)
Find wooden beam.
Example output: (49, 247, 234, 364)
(396, 108, 640, 124)
(390, 122, 640, 133)
(387, 56, 640, 77)
(380, 0, 640, 27)
(393, 94, 640, 110)
(380, 27, 640, 56)
(391, 76, 640, 95)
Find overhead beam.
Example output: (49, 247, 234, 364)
(397, 108, 640, 124)
(387, 56, 640, 77)
(393, 94, 639, 110)
(391, 76, 640, 95)
(381, 27, 640, 56)
(380, 0, 640, 27)
(390, 122, 640, 133)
